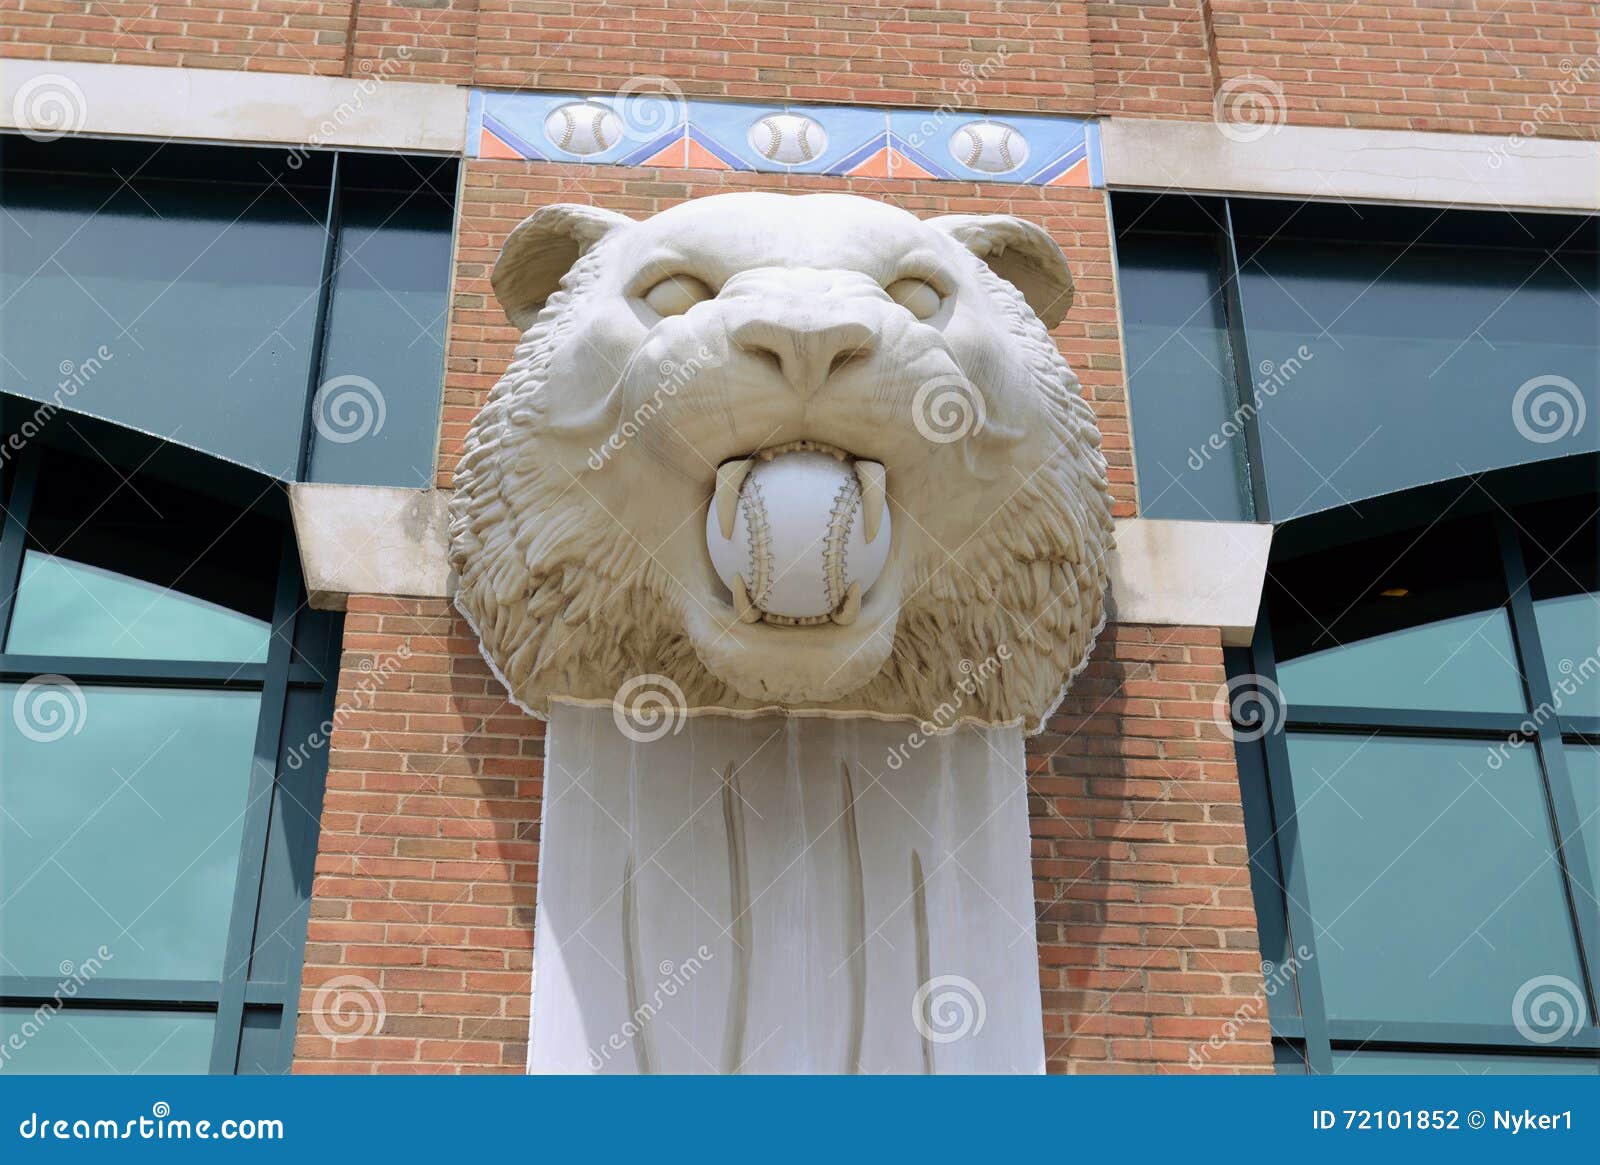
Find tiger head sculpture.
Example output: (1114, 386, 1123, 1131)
(449, 192, 1113, 733)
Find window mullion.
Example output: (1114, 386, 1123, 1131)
(0, 446, 42, 648)
(208, 530, 300, 1074)
(1496, 514, 1600, 1025)
(1249, 605, 1335, 1073)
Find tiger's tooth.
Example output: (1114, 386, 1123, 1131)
(855, 461, 886, 544)
(732, 573, 761, 623)
(832, 581, 861, 626)
(716, 459, 752, 539)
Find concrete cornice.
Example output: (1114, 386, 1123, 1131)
(290, 483, 1272, 643)
(1, 58, 467, 153)
(1101, 117, 1600, 213)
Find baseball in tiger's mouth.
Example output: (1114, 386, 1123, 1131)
(705, 441, 890, 630)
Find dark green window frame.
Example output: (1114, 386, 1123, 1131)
(1233, 456, 1600, 1074)
(0, 411, 343, 1073)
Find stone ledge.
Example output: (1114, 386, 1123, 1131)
(1101, 118, 1600, 213)
(1105, 518, 1272, 647)
(1, 59, 467, 154)
(289, 483, 453, 611)
(291, 484, 1273, 642)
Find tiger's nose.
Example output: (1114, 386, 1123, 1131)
(731, 316, 877, 398)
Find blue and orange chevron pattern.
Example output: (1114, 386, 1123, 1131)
(468, 90, 1102, 188)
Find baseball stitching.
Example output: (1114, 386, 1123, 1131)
(741, 474, 774, 609)
(821, 473, 860, 610)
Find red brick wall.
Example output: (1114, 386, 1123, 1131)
(1089, 0, 1217, 121)
(471, 0, 1097, 113)
(294, 606, 1270, 1072)
(1034, 623, 1272, 1073)
(0, 0, 354, 74)
(440, 157, 1136, 515)
(295, 596, 542, 1073)
(351, 0, 478, 83)
(1211, 0, 1600, 138)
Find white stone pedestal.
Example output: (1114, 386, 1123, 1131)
(529, 702, 1044, 1074)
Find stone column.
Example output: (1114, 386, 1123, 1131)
(529, 701, 1044, 1074)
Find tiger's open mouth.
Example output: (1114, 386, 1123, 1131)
(705, 439, 890, 630)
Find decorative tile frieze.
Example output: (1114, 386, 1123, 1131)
(467, 90, 1101, 187)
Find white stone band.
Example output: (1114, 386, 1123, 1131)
(1, 59, 467, 154)
(1101, 117, 1600, 213)
(291, 483, 1271, 642)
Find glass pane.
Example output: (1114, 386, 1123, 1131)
(0, 1007, 213, 1074)
(9, 553, 270, 664)
(1335, 1049, 1600, 1075)
(1115, 226, 1250, 521)
(1562, 745, 1600, 904)
(1271, 517, 1522, 713)
(1287, 734, 1584, 1026)
(1235, 201, 1598, 520)
(1521, 493, 1600, 720)
(5, 449, 276, 662)
(0, 138, 329, 479)
(0, 686, 261, 979)
(308, 158, 455, 489)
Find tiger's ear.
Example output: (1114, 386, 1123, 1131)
(492, 203, 635, 330)
(926, 213, 1074, 329)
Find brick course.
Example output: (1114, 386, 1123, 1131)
(295, 604, 1270, 1072)
(471, 0, 1097, 113)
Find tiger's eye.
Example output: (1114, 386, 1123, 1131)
(642, 274, 714, 317)
(886, 278, 942, 320)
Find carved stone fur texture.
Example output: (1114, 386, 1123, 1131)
(449, 192, 1114, 733)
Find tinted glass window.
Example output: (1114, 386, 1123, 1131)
(1236, 204, 1598, 519)
(6, 449, 276, 662)
(0, 1009, 214, 1074)
(1287, 733, 1583, 1027)
(307, 155, 455, 488)
(1270, 517, 1522, 713)
(1522, 494, 1600, 718)
(0, 141, 328, 478)
(1114, 221, 1249, 521)
(0, 685, 261, 979)
(1335, 1049, 1599, 1075)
